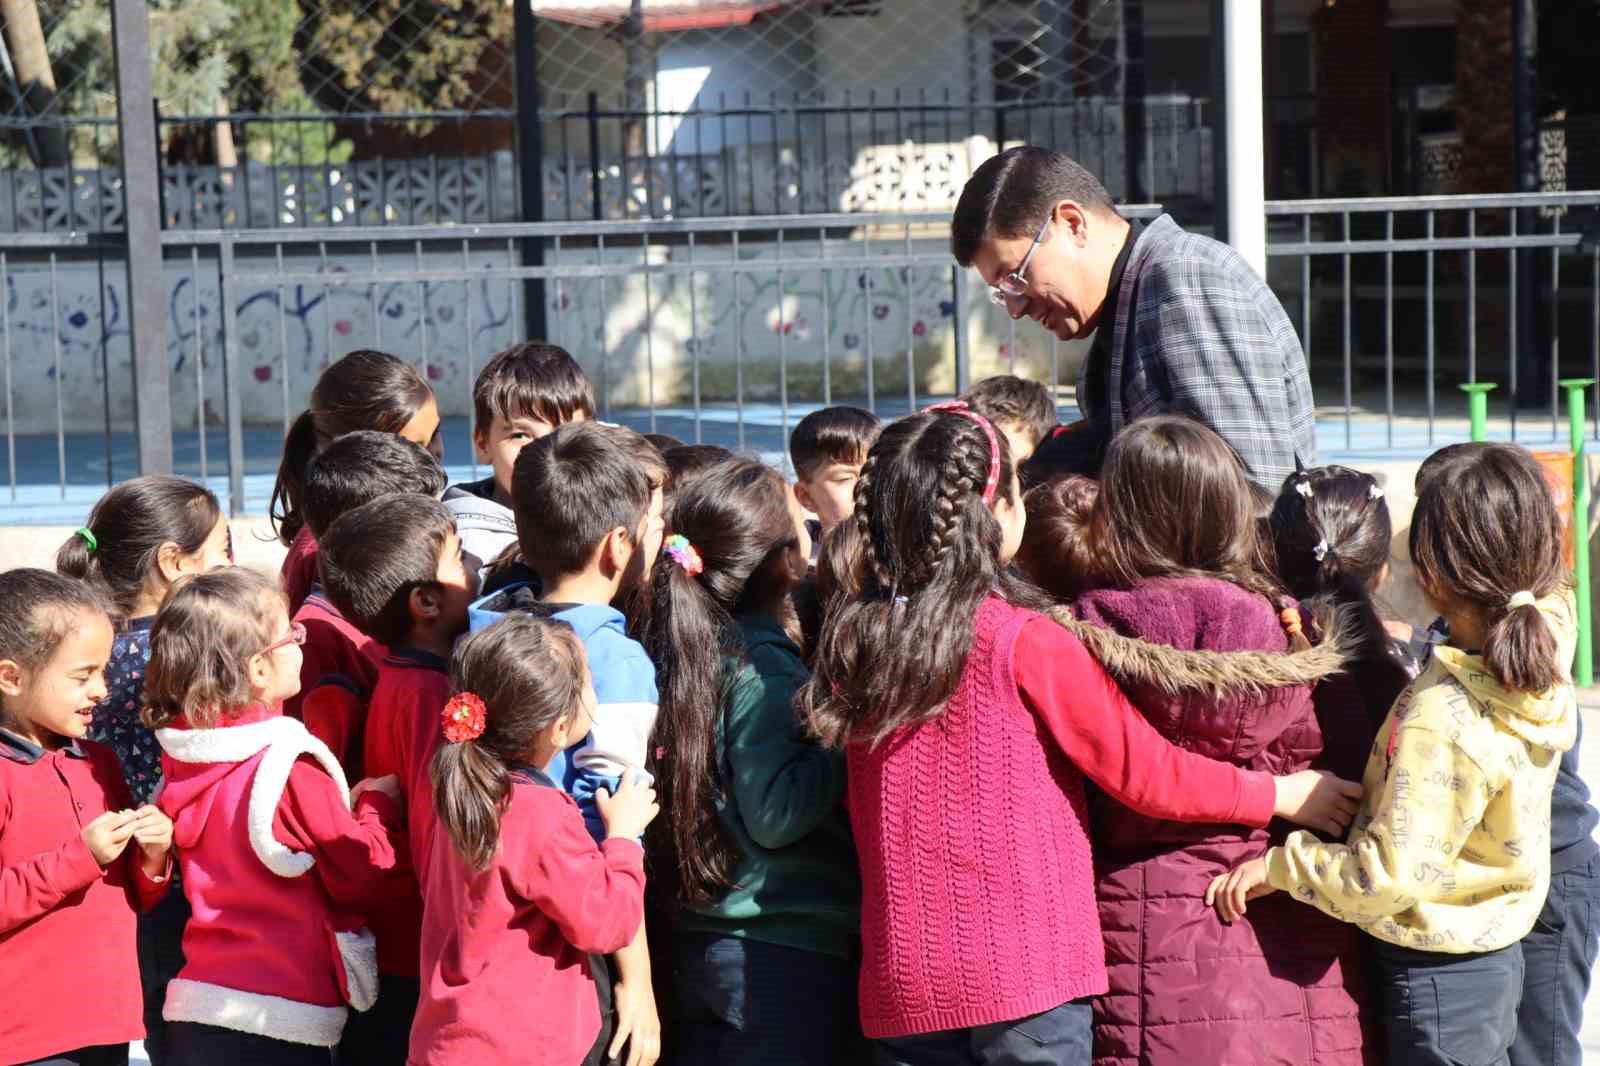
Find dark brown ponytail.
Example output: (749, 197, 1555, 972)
(1410, 444, 1567, 694)
(639, 457, 797, 903)
(431, 614, 590, 870)
(56, 475, 222, 618)
(269, 350, 433, 545)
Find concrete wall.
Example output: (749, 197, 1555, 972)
(1, 236, 1078, 434)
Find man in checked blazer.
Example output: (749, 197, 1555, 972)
(952, 145, 1317, 493)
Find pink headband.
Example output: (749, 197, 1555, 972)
(924, 400, 1003, 504)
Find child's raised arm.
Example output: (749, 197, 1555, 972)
(1217, 714, 1495, 927)
(271, 756, 401, 907)
(1015, 617, 1362, 834)
(513, 797, 646, 957)
(0, 806, 133, 934)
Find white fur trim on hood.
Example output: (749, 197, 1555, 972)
(163, 977, 348, 1047)
(156, 716, 351, 879)
(336, 929, 380, 1013)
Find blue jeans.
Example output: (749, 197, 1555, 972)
(1509, 855, 1600, 1066)
(672, 931, 861, 1066)
(872, 1000, 1093, 1066)
(1374, 939, 1525, 1066)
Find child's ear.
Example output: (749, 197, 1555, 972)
(410, 584, 443, 623)
(472, 426, 492, 466)
(793, 479, 817, 516)
(602, 525, 634, 577)
(0, 658, 24, 698)
(245, 650, 273, 697)
(155, 540, 188, 583)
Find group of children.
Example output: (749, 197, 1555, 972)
(1, 343, 1595, 1066)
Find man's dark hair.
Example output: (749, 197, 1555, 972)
(512, 421, 657, 580)
(960, 375, 1058, 447)
(951, 146, 1117, 268)
(319, 495, 457, 646)
(302, 431, 448, 539)
(788, 406, 880, 481)
(473, 342, 595, 436)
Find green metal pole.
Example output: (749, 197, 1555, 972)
(1561, 378, 1594, 687)
(1460, 382, 1497, 442)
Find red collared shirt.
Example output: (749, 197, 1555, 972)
(0, 729, 169, 1061)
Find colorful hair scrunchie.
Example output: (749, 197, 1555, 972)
(441, 692, 487, 743)
(923, 400, 1002, 504)
(664, 534, 704, 577)
(75, 527, 98, 553)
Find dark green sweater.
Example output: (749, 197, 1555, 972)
(675, 614, 860, 959)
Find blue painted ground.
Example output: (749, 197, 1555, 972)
(0, 396, 1585, 525)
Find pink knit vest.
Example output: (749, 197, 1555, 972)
(847, 596, 1107, 1039)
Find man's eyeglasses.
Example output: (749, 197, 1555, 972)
(989, 215, 1053, 306)
(259, 621, 307, 658)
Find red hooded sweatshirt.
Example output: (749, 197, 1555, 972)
(157, 704, 401, 1048)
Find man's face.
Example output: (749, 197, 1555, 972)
(971, 205, 1106, 342)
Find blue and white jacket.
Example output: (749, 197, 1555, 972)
(469, 584, 658, 841)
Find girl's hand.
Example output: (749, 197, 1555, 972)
(130, 806, 174, 878)
(609, 979, 662, 1066)
(1205, 858, 1277, 923)
(596, 770, 659, 841)
(1272, 769, 1362, 836)
(351, 775, 402, 803)
(81, 809, 138, 866)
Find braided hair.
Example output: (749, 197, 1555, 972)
(801, 410, 1045, 749)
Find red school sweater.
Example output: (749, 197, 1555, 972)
(289, 585, 386, 767)
(847, 596, 1278, 1040)
(282, 526, 320, 617)
(409, 763, 645, 1066)
(362, 648, 453, 978)
(0, 731, 170, 1063)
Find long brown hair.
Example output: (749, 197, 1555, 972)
(431, 615, 590, 871)
(799, 410, 1044, 750)
(640, 457, 799, 904)
(1091, 415, 1284, 603)
(143, 568, 282, 729)
(269, 350, 433, 545)
(56, 475, 222, 618)
(1410, 443, 1568, 693)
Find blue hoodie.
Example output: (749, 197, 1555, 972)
(469, 584, 659, 841)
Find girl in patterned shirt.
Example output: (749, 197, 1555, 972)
(1209, 444, 1578, 1066)
(56, 475, 232, 1066)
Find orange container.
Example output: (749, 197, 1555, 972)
(1531, 451, 1577, 569)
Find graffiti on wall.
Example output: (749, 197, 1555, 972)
(1, 238, 1064, 433)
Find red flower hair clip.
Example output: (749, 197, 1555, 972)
(441, 692, 488, 743)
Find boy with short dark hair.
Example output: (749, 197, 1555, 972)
(444, 342, 595, 573)
(788, 406, 880, 538)
(292, 431, 448, 743)
(317, 494, 479, 1066)
(960, 374, 1059, 467)
(469, 419, 667, 1066)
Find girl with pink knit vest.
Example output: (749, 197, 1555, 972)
(145, 568, 404, 1066)
(801, 406, 1364, 1066)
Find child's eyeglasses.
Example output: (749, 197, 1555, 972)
(988, 215, 1053, 306)
(259, 621, 307, 657)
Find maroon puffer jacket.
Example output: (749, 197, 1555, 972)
(1069, 576, 1379, 1066)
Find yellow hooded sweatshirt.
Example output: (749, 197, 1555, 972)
(1265, 591, 1578, 953)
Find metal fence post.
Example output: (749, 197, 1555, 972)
(513, 0, 548, 342)
(110, 0, 172, 474)
(951, 265, 971, 395)
(1562, 378, 1594, 686)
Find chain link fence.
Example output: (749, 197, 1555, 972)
(0, 0, 1203, 232)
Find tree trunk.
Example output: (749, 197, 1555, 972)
(621, 0, 647, 216)
(1312, 0, 1390, 197)
(1, 0, 68, 165)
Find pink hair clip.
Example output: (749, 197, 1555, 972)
(923, 400, 1002, 504)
